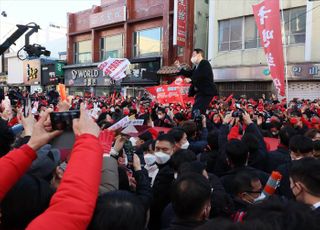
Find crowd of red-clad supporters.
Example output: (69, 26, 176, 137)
(0, 88, 320, 230)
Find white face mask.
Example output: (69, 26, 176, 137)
(155, 151, 171, 165)
(144, 154, 157, 166)
(110, 108, 115, 113)
(191, 56, 197, 65)
(180, 141, 190, 150)
(174, 172, 178, 179)
(129, 137, 137, 147)
(158, 114, 165, 120)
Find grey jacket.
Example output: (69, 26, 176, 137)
(99, 156, 119, 194)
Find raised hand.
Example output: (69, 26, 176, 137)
(72, 103, 100, 138)
(19, 108, 36, 136)
(27, 109, 62, 151)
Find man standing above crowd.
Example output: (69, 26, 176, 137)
(175, 49, 218, 115)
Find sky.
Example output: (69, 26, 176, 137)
(0, 0, 101, 28)
(0, 0, 101, 57)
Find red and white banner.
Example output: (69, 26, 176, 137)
(146, 85, 184, 105)
(98, 58, 130, 81)
(253, 0, 285, 96)
(173, 0, 187, 47)
(146, 77, 194, 105)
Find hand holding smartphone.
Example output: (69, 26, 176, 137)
(50, 110, 80, 130)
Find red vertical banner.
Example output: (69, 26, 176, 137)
(174, 0, 187, 47)
(253, 0, 286, 96)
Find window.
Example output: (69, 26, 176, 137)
(133, 27, 162, 57)
(74, 40, 92, 64)
(218, 17, 242, 51)
(218, 20, 229, 51)
(218, 7, 306, 52)
(100, 34, 124, 61)
(245, 16, 261, 49)
(283, 7, 306, 45)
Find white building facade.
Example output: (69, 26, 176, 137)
(207, 0, 320, 100)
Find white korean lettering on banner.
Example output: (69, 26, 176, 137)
(107, 116, 131, 131)
(253, 0, 286, 96)
(273, 78, 282, 95)
(262, 29, 274, 48)
(258, 6, 271, 25)
(98, 58, 130, 81)
(266, 53, 276, 67)
(123, 119, 145, 128)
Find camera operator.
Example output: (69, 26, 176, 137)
(181, 115, 208, 155)
(175, 48, 218, 116)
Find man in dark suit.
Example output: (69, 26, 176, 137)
(290, 158, 320, 217)
(175, 49, 217, 115)
(266, 126, 297, 173)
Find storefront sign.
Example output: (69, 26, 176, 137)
(0, 76, 7, 84)
(173, 0, 187, 47)
(55, 62, 65, 77)
(90, 6, 126, 28)
(212, 64, 320, 82)
(290, 64, 320, 79)
(42, 64, 58, 85)
(23, 59, 41, 85)
(64, 67, 114, 87)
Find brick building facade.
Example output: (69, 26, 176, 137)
(65, 0, 196, 97)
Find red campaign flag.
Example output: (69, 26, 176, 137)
(253, 0, 286, 96)
(147, 81, 194, 106)
(147, 85, 184, 105)
(111, 90, 116, 105)
(169, 77, 194, 104)
(225, 94, 234, 103)
(145, 86, 158, 97)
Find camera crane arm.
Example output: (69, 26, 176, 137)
(0, 24, 30, 55)
(0, 22, 48, 59)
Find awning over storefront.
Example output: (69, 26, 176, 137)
(157, 63, 191, 75)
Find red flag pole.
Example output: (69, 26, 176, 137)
(111, 90, 116, 105)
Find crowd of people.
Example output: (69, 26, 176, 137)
(0, 89, 320, 230)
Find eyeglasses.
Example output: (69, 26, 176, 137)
(244, 190, 263, 194)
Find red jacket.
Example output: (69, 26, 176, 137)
(27, 134, 103, 230)
(0, 144, 37, 201)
